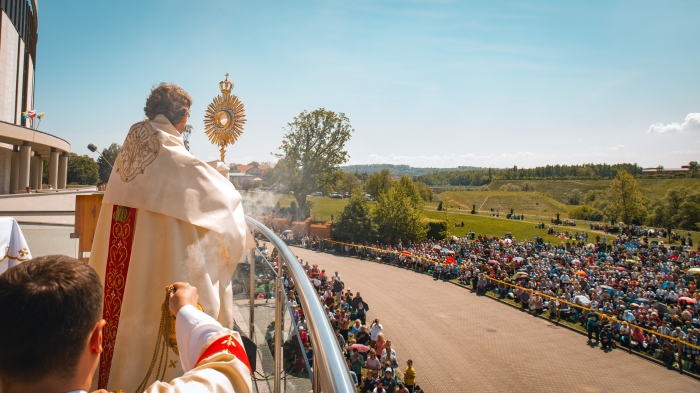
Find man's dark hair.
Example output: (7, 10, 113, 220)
(144, 82, 192, 126)
(0, 255, 103, 383)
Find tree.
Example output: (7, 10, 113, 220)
(569, 205, 604, 221)
(522, 182, 535, 191)
(608, 170, 646, 224)
(565, 189, 583, 205)
(336, 172, 363, 195)
(182, 124, 193, 151)
(67, 153, 99, 185)
(98, 143, 121, 184)
(333, 194, 377, 243)
(648, 187, 700, 236)
(415, 181, 434, 202)
(688, 161, 699, 178)
(269, 109, 354, 220)
(373, 177, 427, 243)
(365, 169, 393, 198)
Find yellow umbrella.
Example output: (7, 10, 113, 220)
(687, 268, 700, 275)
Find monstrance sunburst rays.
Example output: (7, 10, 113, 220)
(203, 74, 246, 162)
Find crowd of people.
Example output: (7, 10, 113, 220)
(277, 253, 422, 393)
(307, 225, 700, 373)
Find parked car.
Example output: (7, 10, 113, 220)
(311, 191, 323, 196)
(329, 193, 343, 199)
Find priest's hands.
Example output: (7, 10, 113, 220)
(168, 282, 199, 316)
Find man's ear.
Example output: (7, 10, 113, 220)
(90, 320, 107, 354)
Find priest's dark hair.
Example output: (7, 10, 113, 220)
(144, 82, 193, 126)
(0, 255, 103, 385)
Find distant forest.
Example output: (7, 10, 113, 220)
(341, 164, 486, 177)
(415, 163, 644, 186)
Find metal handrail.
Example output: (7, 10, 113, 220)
(245, 216, 355, 393)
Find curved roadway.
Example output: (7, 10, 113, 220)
(290, 246, 700, 393)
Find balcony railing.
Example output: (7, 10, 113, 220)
(235, 216, 355, 393)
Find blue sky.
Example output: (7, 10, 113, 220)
(35, 0, 700, 168)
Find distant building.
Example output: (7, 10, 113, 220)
(236, 163, 269, 176)
(641, 167, 689, 175)
(230, 163, 268, 187)
(0, 1, 71, 194)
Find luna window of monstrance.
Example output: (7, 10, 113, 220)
(203, 73, 246, 162)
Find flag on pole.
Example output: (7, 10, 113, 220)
(38, 112, 45, 120)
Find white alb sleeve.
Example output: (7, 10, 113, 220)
(175, 305, 225, 372)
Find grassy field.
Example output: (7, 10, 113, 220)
(255, 188, 699, 243)
(488, 178, 700, 204)
(423, 209, 599, 244)
(436, 190, 569, 216)
(272, 194, 349, 223)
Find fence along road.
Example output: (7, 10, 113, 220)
(289, 246, 700, 393)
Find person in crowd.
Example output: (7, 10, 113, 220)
(600, 325, 614, 350)
(361, 370, 377, 393)
(356, 326, 371, 346)
(304, 341, 314, 365)
(380, 368, 397, 393)
(370, 318, 384, 347)
(403, 359, 416, 392)
(365, 348, 383, 372)
(380, 340, 397, 358)
(375, 333, 387, 356)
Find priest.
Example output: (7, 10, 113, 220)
(88, 83, 254, 392)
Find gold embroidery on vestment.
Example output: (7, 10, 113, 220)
(115, 121, 160, 182)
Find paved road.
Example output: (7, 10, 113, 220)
(290, 246, 700, 393)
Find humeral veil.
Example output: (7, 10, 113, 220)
(89, 114, 254, 392)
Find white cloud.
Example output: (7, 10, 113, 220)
(608, 143, 625, 151)
(647, 113, 700, 133)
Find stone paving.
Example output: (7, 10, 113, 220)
(291, 247, 700, 393)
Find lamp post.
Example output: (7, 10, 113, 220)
(87, 144, 113, 168)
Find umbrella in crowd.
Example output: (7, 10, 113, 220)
(688, 268, 700, 275)
(574, 295, 591, 305)
(599, 285, 614, 290)
(487, 260, 499, 265)
(574, 271, 588, 277)
(511, 272, 529, 280)
(615, 267, 627, 271)
(513, 257, 524, 263)
(679, 297, 697, 304)
(346, 343, 371, 353)
(400, 251, 412, 256)
(446, 256, 457, 264)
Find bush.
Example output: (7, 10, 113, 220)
(426, 220, 447, 240)
(499, 183, 522, 191)
(569, 205, 604, 221)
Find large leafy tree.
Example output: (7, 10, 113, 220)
(333, 194, 377, 243)
(98, 143, 121, 184)
(415, 181, 434, 202)
(67, 153, 99, 185)
(335, 172, 363, 195)
(373, 175, 427, 244)
(688, 161, 699, 178)
(648, 187, 688, 239)
(365, 169, 393, 198)
(270, 109, 354, 219)
(607, 170, 646, 224)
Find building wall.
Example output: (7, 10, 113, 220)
(15, 38, 23, 125)
(0, 11, 19, 123)
(0, 144, 10, 193)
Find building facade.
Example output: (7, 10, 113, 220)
(0, 1, 70, 194)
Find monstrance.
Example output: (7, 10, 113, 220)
(203, 73, 246, 162)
